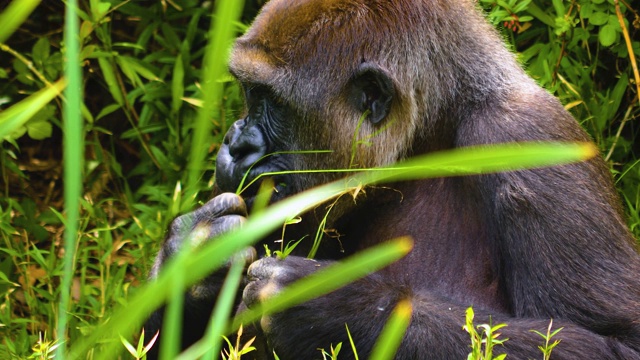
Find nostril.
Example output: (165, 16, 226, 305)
(229, 136, 259, 161)
(227, 125, 267, 166)
(224, 119, 246, 145)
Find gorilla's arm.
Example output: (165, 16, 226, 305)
(244, 256, 640, 360)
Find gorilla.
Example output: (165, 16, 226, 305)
(145, 0, 640, 359)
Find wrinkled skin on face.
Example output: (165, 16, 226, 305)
(145, 1, 640, 359)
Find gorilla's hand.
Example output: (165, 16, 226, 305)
(242, 256, 334, 332)
(150, 192, 255, 287)
(241, 256, 394, 358)
(243, 256, 329, 306)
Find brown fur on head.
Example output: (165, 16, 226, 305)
(229, 0, 529, 184)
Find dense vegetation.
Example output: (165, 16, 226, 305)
(0, 0, 637, 358)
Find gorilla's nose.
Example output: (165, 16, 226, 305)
(222, 119, 266, 165)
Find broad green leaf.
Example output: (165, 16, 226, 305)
(580, 3, 593, 19)
(120, 55, 160, 82)
(26, 119, 52, 140)
(115, 56, 143, 87)
(608, 14, 622, 32)
(599, 24, 617, 47)
(79, 20, 93, 41)
(589, 11, 609, 26)
(32, 37, 50, 65)
(95, 103, 121, 121)
(161, 23, 182, 50)
(525, 3, 554, 27)
(89, 0, 111, 21)
(601, 73, 629, 122)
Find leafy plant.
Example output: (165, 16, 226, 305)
(531, 320, 564, 360)
(463, 307, 508, 360)
(28, 333, 60, 360)
(319, 343, 343, 360)
(220, 325, 256, 360)
(120, 329, 159, 360)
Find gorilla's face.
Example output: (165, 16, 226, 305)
(215, 84, 297, 204)
(215, 0, 406, 208)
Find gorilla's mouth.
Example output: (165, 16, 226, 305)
(239, 170, 291, 198)
(216, 161, 294, 209)
(215, 140, 297, 208)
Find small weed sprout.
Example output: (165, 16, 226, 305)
(120, 328, 158, 360)
(463, 307, 508, 360)
(319, 342, 343, 360)
(221, 325, 256, 360)
(273, 237, 305, 260)
(29, 333, 61, 360)
(531, 319, 563, 360)
(262, 218, 306, 259)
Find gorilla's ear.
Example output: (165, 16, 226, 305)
(349, 63, 395, 125)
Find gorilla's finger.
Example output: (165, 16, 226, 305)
(199, 192, 247, 218)
(187, 214, 246, 247)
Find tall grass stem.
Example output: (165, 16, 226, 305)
(56, 0, 83, 358)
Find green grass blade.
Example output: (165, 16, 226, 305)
(244, 142, 596, 190)
(368, 300, 412, 360)
(187, 0, 244, 195)
(359, 142, 596, 184)
(159, 270, 185, 360)
(171, 54, 185, 114)
(0, 0, 41, 43)
(175, 256, 246, 360)
(56, 0, 83, 358)
(202, 256, 246, 360)
(0, 79, 66, 141)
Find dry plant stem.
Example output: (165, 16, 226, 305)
(552, 5, 575, 86)
(615, 0, 640, 104)
(605, 104, 634, 162)
(0, 42, 63, 97)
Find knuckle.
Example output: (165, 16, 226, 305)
(169, 213, 194, 236)
(209, 214, 247, 238)
(202, 193, 248, 217)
